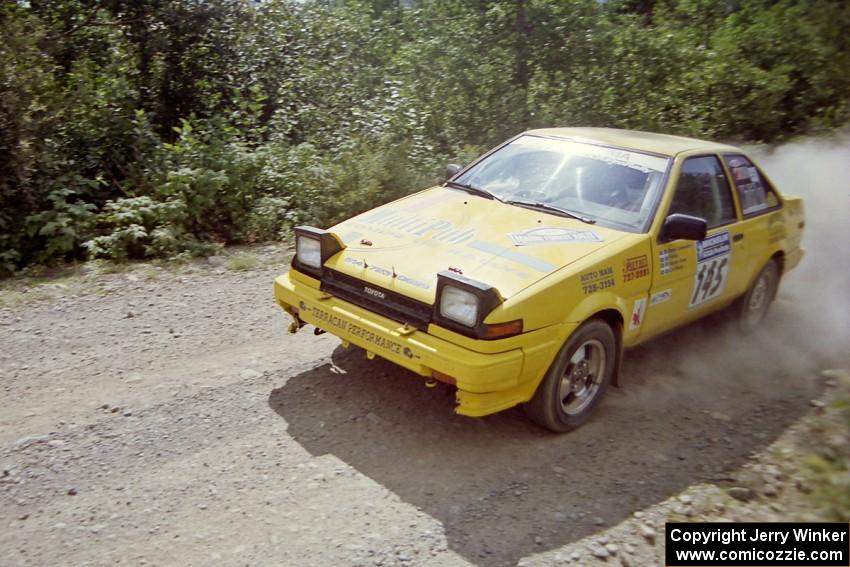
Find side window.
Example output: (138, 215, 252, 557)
(668, 156, 737, 228)
(724, 154, 780, 215)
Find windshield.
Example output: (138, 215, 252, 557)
(454, 135, 670, 231)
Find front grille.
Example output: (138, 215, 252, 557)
(321, 269, 432, 331)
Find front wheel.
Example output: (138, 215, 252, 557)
(523, 319, 617, 433)
(737, 259, 780, 332)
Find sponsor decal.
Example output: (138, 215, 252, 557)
(623, 254, 649, 282)
(580, 266, 615, 295)
(509, 227, 603, 246)
(343, 257, 430, 289)
(696, 231, 731, 262)
(689, 231, 731, 308)
(659, 242, 690, 275)
(629, 298, 647, 330)
(356, 209, 476, 244)
(575, 144, 668, 174)
(305, 304, 418, 359)
(351, 212, 552, 275)
(650, 288, 672, 305)
(352, 212, 561, 275)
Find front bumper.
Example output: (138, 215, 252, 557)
(274, 270, 568, 417)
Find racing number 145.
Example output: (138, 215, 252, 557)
(689, 256, 729, 307)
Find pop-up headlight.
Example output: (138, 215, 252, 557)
(292, 226, 345, 278)
(434, 271, 522, 339)
(296, 234, 322, 269)
(440, 286, 479, 327)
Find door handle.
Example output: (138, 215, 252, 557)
(733, 233, 744, 242)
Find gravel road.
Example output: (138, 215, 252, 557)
(2, 135, 848, 567)
(0, 248, 833, 567)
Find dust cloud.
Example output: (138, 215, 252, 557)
(619, 131, 850, 407)
(750, 131, 850, 362)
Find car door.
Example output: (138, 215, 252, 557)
(640, 154, 747, 339)
(721, 153, 785, 284)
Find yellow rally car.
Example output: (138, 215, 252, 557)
(274, 128, 804, 432)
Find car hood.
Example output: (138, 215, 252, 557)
(323, 186, 629, 303)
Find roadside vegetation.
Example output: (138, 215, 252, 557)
(3, 0, 850, 274)
(804, 370, 850, 521)
(0, 243, 291, 309)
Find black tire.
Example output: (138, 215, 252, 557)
(737, 258, 780, 333)
(523, 319, 617, 433)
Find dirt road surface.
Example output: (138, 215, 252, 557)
(0, 259, 834, 567)
(1, 137, 848, 566)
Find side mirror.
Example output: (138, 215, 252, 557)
(445, 163, 462, 181)
(661, 213, 707, 242)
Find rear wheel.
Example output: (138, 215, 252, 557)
(523, 319, 617, 433)
(737, 259, 779, 332)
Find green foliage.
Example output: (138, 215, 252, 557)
(242, 196, 294, 242)
(83, 196, 192, 261)
(802, 374, 850, 522)
(226, 253, 262, 272)
(2, 0, 850, 271)
(804, 451, 850, 522)
(25, 186, 97, 264)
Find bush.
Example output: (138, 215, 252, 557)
(242, 196, 295, 242)
(83, 196, 196, 261)
(3, 0, 850, 272)
(24, 186, 97, 264)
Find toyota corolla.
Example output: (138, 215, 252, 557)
(274, 128, 804, 432)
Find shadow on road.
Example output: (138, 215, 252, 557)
(268, 310, 822, 566)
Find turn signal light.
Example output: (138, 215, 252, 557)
(481, 319, 523, 339)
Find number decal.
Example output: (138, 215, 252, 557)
(709, 257, 728, 295)
(691, 264, 706, 305)
(689, 256, 729, 306)
(689, 232, 732, 308)
(702, 263, 716, 294)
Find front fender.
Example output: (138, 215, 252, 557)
(564, 290, 628, 325)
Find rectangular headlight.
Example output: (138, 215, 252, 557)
(291, 226, 346, 277)
(433, 271, 519, 339)
(296, 234, 322, 269)
(440, 285, 479, 326)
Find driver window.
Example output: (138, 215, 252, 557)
(668, 156, 737, 228)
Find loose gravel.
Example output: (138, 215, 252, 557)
(0, 243, 842, 566)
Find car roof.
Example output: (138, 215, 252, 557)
(525, 127, 742, 157)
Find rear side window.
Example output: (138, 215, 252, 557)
(724, 154, 780, 216)
(668, 156, 737, 228)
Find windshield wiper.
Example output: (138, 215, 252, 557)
(504, 199, 596, 224)
(445, 180, 503, 201)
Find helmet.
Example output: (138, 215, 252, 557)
(727, 157, 751, 184)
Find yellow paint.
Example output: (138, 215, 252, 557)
(274, 129, 805, 418)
